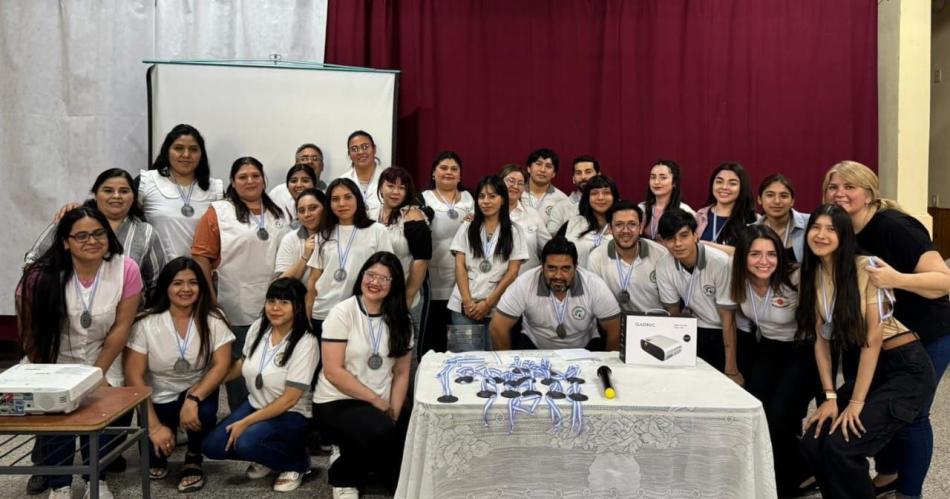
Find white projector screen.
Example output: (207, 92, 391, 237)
(147, 61, 398, 188)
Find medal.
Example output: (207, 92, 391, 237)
(257, 227, 269, 240)
(73, 267, 102, 330)
(174, 358, 191, 373)
(290, 219, 300, 229)
(174, 178, 197, 218)
(80, 311, 92, 328)
(334, 268, 347, 281)
(335, 225, 360, 283)
(447, 209, 459, 219)
(618, 290, 630, 303)
(434, 190, 460, 220)
(479, 260, 492, 273)
(255, 328, 286, 392)
(254, 374, 264, 389)
(479, 226, 499, 273)
(556, 324, 567, 338)
(820, 322, 834, 340)
(251, 211, 269, 241)
(614, 249, 638, 307)
(180, 204, 195, 217)
(549, 293, 570, 340)
(363, 302, 386, 371)
(368, 353, 383, 370)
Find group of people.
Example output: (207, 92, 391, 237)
(14, 123, 950, 499)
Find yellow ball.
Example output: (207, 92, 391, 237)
(605, 387, 616, 399)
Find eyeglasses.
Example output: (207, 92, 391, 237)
(504, 177, 526, 188)
(68, 228, 108, 243)
(297, 155, 323, 162)
(364, 271, 393, 285)
(611, 222, 640, 233)
(349, 144, 373, 154)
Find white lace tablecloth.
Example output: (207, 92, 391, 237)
(396, 351, 776, 499)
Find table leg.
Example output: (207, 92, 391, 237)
(138, 400, 151, 499)
(89, 432, 99, 499)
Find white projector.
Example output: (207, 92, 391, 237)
(0, 364, 102, 416)
(640, 335, 683, 362)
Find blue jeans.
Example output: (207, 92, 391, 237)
(449, 310, 491, 351)
(39, 411, 134, 489)
(873, 333, 950, 497)
(150, 390, 219, 467)
(202, 401, 311, 473)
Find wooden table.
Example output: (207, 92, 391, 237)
(0, 386, 151, 499)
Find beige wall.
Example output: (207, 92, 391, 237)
(932, 1, 950, 208)
(878, 0, 932, 228)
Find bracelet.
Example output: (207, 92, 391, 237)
(186, 393, 201, 403)
(824, 391, 838, 400)
(724, 370, 740, 376)
(849, 399, 865, 405)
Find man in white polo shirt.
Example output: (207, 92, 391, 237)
(547, 155, 601, 234)
(522, 148, 568, 222)
(654, 208, 743, 385)
(490, 237, 622, 351)
(588, 200, 668, 314)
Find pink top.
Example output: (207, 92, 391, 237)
(20, 256, 143, 300)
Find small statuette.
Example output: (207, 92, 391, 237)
(173, 358, 191, 373)
(476, 390, 496, 399)
(254, 374, 264, 389)
(500, 389, 521, 399)
(437, 395, 459, 403)
(555, 324, 567, 339)
(568, 393, 589, 402)
(522, 390, 542, 397)
(80, 311, 93, 329)
(566, 377, 585, 384)
(257, 228, 270, 241)
(479, 260, 492, 273)
(454, 375, 474, 384)
(367, 354, 383, 370)
(180, 204, 195, 217)
(334, 269, 347, 282)
(546, 390, 566, 400)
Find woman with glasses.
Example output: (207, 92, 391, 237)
(313, 252, 414, 498)
(17, 206, 142, 499)
(140, 124, 225, 259)
(499, 164, 551, 273)
(268, 164, 319, 225)
(28, 168, 167, 299)
(337, 130, 382, 213)
(556, 175, 619, 269)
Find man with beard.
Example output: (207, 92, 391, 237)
(547, 155, 601, 234)
(654, 209, 743, 385)
(588, 200, 668, 314)
(522, 148, 568, 224)
(490, 237, 621, 350)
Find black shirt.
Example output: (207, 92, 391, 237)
(856, 209, 950, 344)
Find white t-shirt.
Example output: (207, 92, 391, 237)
(447, 221, 530, 314)
(521, 185, 568, 221)
(313, 296, 413, 404)
(268, 184, 298, 222)
(307, 222, 393, 320)
(138, 169, 225, 259)
(510, 202, 551, 273)
(563, 214, 613, 270)
(587, 238, 669, 315)
(738, 270, 801, 342)
(655, 244, 737, 329)
(422, 190, 476, 300)
(242, 319, 319, 417)
(275, 227, 313, 284)
(127, 312, 234, 404)
(496, 267, 621, 349)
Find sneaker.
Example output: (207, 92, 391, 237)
(81, 481, 113, 499)
(273, 470, 307, 492)
(246, 463, 272, 479)
(47, 487, 71, 499)
(28, 475, 50, 495)
(328, 445, 342, 468)
(332, 487, 360, 499)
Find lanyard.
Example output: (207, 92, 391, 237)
(175, 180, 196, 207)
(362, 308, 384, 357)
(434, 190, 457, 212)
(336, 225, 360, 269)
(257, 328, 287, 376)
(746, 283, 773, 340)
(614, 252, 639, 293)
(819, 269, 835, 327)
(250, 211, 267, 231)
(548, 294, 569, 326)
(481, 226, 499, 259)
(169, 315, 195, 360)
(72, 266, 102, 320)
(593, 224, 610, 248)
(711, 212, 727, 241)
(650, 205, 661, 238)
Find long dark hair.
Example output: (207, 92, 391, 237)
(150, 124, 212, 191)
(467, 176, 515, 260)
(136, 257, 227, 370)
(643, 159, 684, 230)
(730, 225, 796, 304)
(246, 278, 315, 367)
(575, 175, 619, 237)
(426, 150, 465, 191)
(795, 204, 866, 347)
(284, 163, 318, 188)
(17, 207, 124, 363)
(704, 162, 757, 245)
(376, 166, 422, 226)
(91, 169, 146, 222)
(351, 252, 413, 357)
(225, 157, 283, 223)
(294, 188, 326, 238)
(319, 178, 374, 252)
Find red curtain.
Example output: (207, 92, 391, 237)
(326, 0, 877, 211)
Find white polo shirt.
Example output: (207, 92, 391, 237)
(496, 267, 621, 349)
(510, 202, 551, 273)
(313, 296, 414, 404)
(242, 319, 319, 417)
(655, 243, 737, 329)
(521, 185, 568, 221)
(306, 222, 393, 320)
(738, 270, 801, 342)
(422, 190, 476, 300)
(547, 191, 581, 234)
(562, 214, 613, 270)
(587, 238, 669, 315)
(447, 221, 530, 314)
(128, 312, 235, 404)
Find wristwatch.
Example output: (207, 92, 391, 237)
(186, 393, 201, 403)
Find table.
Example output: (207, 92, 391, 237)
(0, 386, 151, 499)
(396, 351, 776, 498)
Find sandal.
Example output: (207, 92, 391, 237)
(149, 465, 168, 480)
(177, 453, 205, 493)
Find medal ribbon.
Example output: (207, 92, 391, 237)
(548, 294, 569, 331)
(593, 223, 610, 248)
(650, 206, 661, 239)
(257, 328, 287, 380)
(169, 315, 195, 362)
(614, 253, 639, 295)
(711, 212, 727, 241)
(251, 210, 267, 233)
(175, 180, 196, 209)
(336, 225, 360, 271)
(819, 270, 835, 338)
(362, 303, 384, 359)
(746, 283, 772, 341)
(72, 266, 102, 322)
(480, 226, 499, 261)
(434, 190, 457, 214)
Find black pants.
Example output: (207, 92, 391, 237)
(745, 338, 819, 495)
(313, 399, 410, 492)
(799, 341, 936, 499)
(735, 329, 756, 380)
(696, 327, 725, 372)
(421, 299, 450, 355)
(150, 390, 219, 467)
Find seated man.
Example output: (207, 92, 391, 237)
(588, 200, 668, 314)
(490, 237, 621, 351)
(654, 209, 743, 384)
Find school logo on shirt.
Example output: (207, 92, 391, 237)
(649, 270, 657, 283)
(772, 295, 792, 309)
(703, 285, 716, 296)
(571, 306, 587, 320)
(545, 206, 554, 216)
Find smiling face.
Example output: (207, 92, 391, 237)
(503, 170, 526, 203)
(712, 169, 741, 205)
(94, 176, 134, 221)
(433, 159, 461, 191)
(477, 184, 503, 218)
(746, 237, 779, 282)
(295, 147, 324, 175)
(296, 194, 323, 232)
(330, 185, 358, 224)
(649, 164, 674, 198)
(380, 179, 407, 209)
(264, 297, 294, 330)
(824, 173, 871, 216)
(543, 254, 576, 293)
(572, 161, 597, 190)
(588, 187, 614, 215)
(662, 226, 699, 263)
(64, 216, 109, 263)
(167, 268, 200, 310)
(232, 164, 265, 202)
(610, 209, 641, 250)
(168, 135, 202, 178)
(361, 263, 393, 302)
(759, 181, 794, 220)
(287, 171, 315, 199)
(807, 214, 839, 261)
(348, 135, 376, 169)
(528, 156, 556, 187)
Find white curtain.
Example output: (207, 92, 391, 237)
(0, 0, 328, 314)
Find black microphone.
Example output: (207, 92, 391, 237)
(597, 365, 616, 399)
